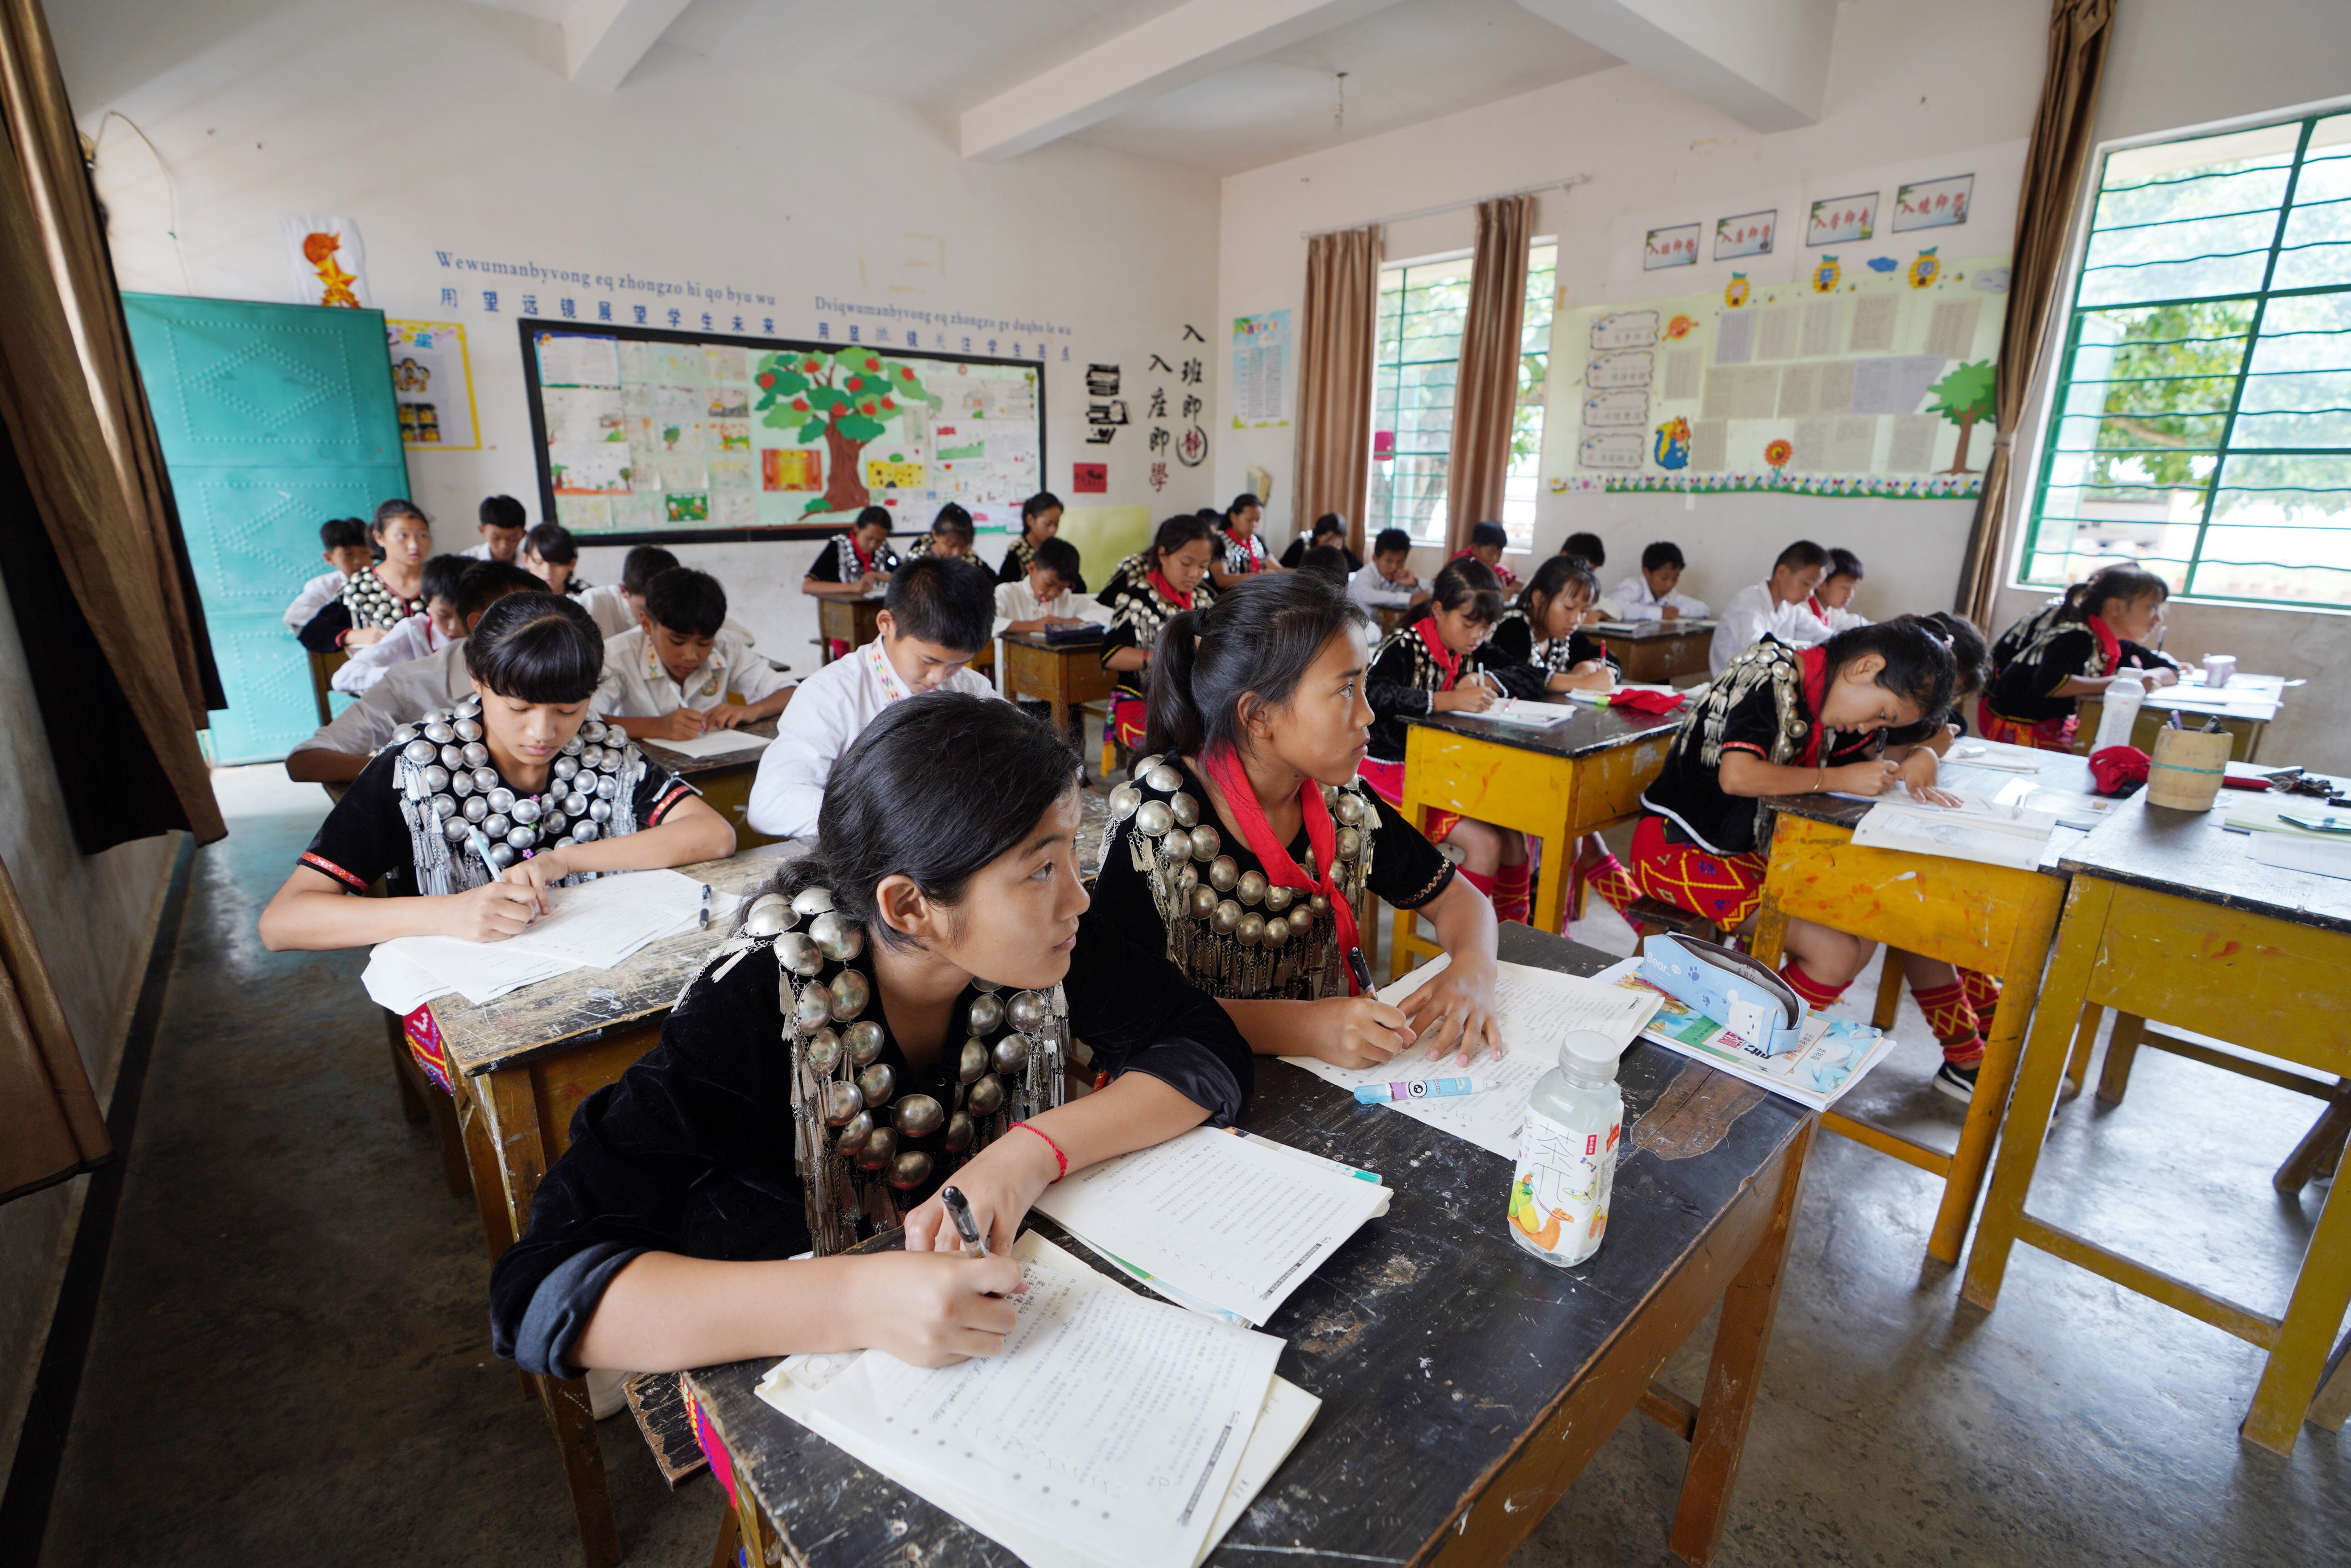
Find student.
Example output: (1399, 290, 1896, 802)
(1982, 564, 2179, 752)
(1278, 513, 1363, 573)
(595, 567, 796, 741)
(804, 505, 899, 599)
(997, 492, 1081, 592)
(1450, 520, 1518, 588)
(1207, 493, 1275, 590)
(285, 518, 373, 633)
(573, 545, 679, 640)
(487, 690, 1253, 1380)
(1634, 620, 2015, 1100)
(1811, 549, 1869, 632)
(523, 522, 586, 595)
(1361, 559, 1534, 922)
(901, 503, 976, 562)
(287, 563, 541, 783)
(300, 500, 432, 652)
(1348, 526, 1426, 613)
(995, 537, 1110, 637)
(469, 495, 528, 562)
(747, 557, 999, 840)
(1100, 514, 1218, 753)
(1561, 532, 1607, 571)
(1610, 541, 1711, 623)
(260, 591, 734, 950)
(1095, 573, 1503, 1070)
(332, 553, 470, 692)
(1296, 545, 1353, 586)
(1708, 540, 1834, 677)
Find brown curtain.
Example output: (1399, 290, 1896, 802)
(0, 853, 109, 1205)
(0, 0, 225, 845)
(1444, 194, 1536, 555)
(1954, 0, 2117, 624)
(1293, 226, 1382, 557)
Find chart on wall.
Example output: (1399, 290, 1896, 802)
(521, 321, 1045, 541)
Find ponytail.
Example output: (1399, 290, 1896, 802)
(1143, 609, 1208, 759)
(1141, 574, 1368, 762)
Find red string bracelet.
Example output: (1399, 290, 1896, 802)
(1011, 1121, 1067, 1182)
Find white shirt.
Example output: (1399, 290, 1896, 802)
(285, 569, 350, 632)
(331, 613, 458, 692)
(1710, 582, 1834, 676)
(1811, 596, 1870, 634)
(462, 541, 500, 561)
(593, 626, 793, 717)
(574, 583, 634, 639)
(746, 638, 999, 839)
(293, 644, 472, 757)
(992, 579, 1112, 637)
(1347, 561, 1422, 611)
(1608, 573, 1712, 623)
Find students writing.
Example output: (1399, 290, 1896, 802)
(1609, 541, 1710, 623)
(1207, 492, 1274, 590)
(1708, 540, 1833, 676)
(469, 495, 527, 562)
(594, 568, 796, 741)
(1348, 527, 1426, 614)
(903, 503, 976, 562)
(1982, 565, 2178, 751)
(997, 491, 1078, 591)
(995, 537, 1110, 636)
(1099, 515, 1217, 755)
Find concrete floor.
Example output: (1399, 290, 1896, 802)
(32, 770, 2348, 1566)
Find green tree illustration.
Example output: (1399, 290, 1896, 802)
(752, 347, 939, 516)
(1928, 359, 1997, 474)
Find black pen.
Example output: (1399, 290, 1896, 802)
(940, 1185, 989, 1258)
(1345, 947, 1375, 995)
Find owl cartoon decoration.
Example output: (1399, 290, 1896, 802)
(1723, 273, 1750, 309)
(1812, 255, 1841, 293)
(1909, 247, 1942, 288)
(1654, 416, 1691, 470)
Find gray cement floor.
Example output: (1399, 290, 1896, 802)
(32, 769, 2348, 1565)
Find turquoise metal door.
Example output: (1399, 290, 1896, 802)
(122, 294, 409, 763)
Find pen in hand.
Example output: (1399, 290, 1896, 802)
(940, 1185, 990, 1257)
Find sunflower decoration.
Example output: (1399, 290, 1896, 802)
(1764, 438, 1794, 469)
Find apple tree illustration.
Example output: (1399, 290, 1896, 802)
(1928, 360, 1996, 474)
(753, 347, 939, 516)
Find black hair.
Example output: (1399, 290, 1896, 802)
(1561, 530, 1605, 566)
(1228, 493, 1263, 518)
(854, 505, 892, 533)
(1021, 492, 1063, 524)
(645, 567, 727, 638)
(1148, 512, 1217, 569)
(884, 555, 994, 653)
(2080, 564, 2169, 621)
(1144, 571, 1369, 761)
(1919, 611, 1990, 698)
(1030, 536, 1082, 583)
(1826, 547, 1865, 583)
(1641, 540, 1684, 573)
(929, 503, 975, 544)
(765, 690, 1079, 953)
(371, 498, 427, 536)
(620, 544, 680, 595)
(1517, 554, 1598, 630)
(1310, 513, 1346, 540)
(1824, 616, 1957, 720)
(1774, 539, 1831, 574)
(1373, 527, 1413, 557)
(479, 494, 527, 532)
(320, 517, 367, 551)
(454, 561, 540, 624)
(1196, 507, 1223, 525)
(1469, 520, 1509, 552)
(525, 521, 577, 565)
(419, 553, 470, 608)
(1426, 558, 1505, 627)
(465, 590, 603, 702)
(1298, 545, 1352, 584)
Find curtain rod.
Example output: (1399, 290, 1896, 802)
(1299, 175, 1591, 240)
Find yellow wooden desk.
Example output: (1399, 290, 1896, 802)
(999, 630, 1116, 742)
(1960, 795, 2351, 1456)
(1393, 699, 1681, 972)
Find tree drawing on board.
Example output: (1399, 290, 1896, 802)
(752, 348, 939, 516)
(1928, 360, 1996, 474)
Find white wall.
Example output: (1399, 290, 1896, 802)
(55, 0, 1225, 667)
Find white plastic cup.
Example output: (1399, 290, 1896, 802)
(2202, 653, 2236, 688)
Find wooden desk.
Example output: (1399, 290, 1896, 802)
(815, 594, 884, 662)
(1961, 796, 2351, 1455)
(998, 630, 1116, 742)
(2075, 674, 2283, 764)
(1746, 746, 2096, 1265)
(1394, 699, 1682, 966)
(1373, 602, 1413, 636)
(634, 716, 785, 851)
(1592, 620, 1716, 686)
(687, 924, 1816, 1567)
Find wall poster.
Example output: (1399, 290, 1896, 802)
(387, 320, 479, 449)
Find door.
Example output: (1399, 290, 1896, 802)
(122, 294, 409, 762)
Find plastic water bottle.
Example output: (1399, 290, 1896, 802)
(1508, 1030, 1624, 1267)
(2093, 667, 2147, 752)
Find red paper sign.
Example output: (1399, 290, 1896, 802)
(1072, 462, 1108, 493)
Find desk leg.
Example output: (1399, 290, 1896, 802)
(1928, 895, 2062, 1267)
(1530, 826, 1572, 936)
(2311, 1329, 2351, 1432)
(2243, 1170, 2351, 1454)
(2064, 1003, 2104, 1101)
(2096, 1012, 2147, 1103)
(1669, 1118, 1815, 1566)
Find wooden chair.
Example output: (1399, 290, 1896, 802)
(307, 648, 348, 724)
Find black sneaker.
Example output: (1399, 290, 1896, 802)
(1932, 1060, 1978, 1104)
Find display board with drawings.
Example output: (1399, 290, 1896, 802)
(520, 320, 1046, 544)
(1565, 253, 2010, 500)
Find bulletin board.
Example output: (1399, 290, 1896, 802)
(520, 320, 1048, 544)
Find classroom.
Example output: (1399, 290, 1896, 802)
(3, 1, 2348, 1563)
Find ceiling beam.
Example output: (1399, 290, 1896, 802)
(960, 0, 1406, 163)
(562, 0, 696, 90)
(1513, 0, 1837, 132)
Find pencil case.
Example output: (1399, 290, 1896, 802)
(1638, 933, 1805, 1056)
(1043, 623, 1106, 645)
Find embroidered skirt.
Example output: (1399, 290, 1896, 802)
(1629, 815, 1766, 932)
(404, 1003, 452, 1093)
(1978, 706, 2077, 753)
(1357, 757, 1464, 844)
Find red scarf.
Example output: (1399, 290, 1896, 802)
(1795, 645, 1831, 766)
(1413, 618, 1463, 690)
(1199, 748, 1364, 994)
(847, 533, 875, 575)
(1805, 593, 1832, 627)
(2085, 613, 2122, 678)
(1147, 567, 1193, 610)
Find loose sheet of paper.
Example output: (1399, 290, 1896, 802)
(369, 870, 739, 1006)
(651, 728, 774, 759)
(1851, 778, 2058, 870)
(1455, 696, 1575, 727)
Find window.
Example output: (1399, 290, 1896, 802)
(2023, 111, 2351, 607)
(1367, 242, 1557, 550)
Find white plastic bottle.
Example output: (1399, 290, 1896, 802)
(1508, 1029, 1624, 1267)
(2092, 667, 2146, 752)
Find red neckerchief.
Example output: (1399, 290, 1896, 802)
(1199, 748, 1364, 994)
(846, 533, 874, 575)
(1414, 617, 1463, 690)
(2085, 613, 2122, 678)
(1796, 645, 1831, 766)
(1804, 593, 1832, 627)
(1146, 567, 1192, 609)
(1226, 530, 1264, 572)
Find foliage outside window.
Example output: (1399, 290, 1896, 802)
(2024, 112, 2351, 607)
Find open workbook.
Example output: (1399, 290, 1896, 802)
(757, 1231, 1317, 1568)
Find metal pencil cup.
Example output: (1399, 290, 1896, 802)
(2146, 726, 2230, 810)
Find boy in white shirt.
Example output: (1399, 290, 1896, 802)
(1609, 540, 1713, 623)
(594, 568, 794, 742)
(331, 554, 479, 692)
(747, 557, 1000, 839)
(1708, 540, 1833, 677)
(574, 545, 679, 639)
(284, 517, 372, 632)
(1348, 526, 1427, 613)
(994, 537, 1110, 636)
(464, 495, 527, 562)
(1812, 547, 1870, 632)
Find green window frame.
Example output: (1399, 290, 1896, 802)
(2022, 110, 2351, 609)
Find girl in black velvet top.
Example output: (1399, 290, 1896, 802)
(489, 692, 1253, 1380)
